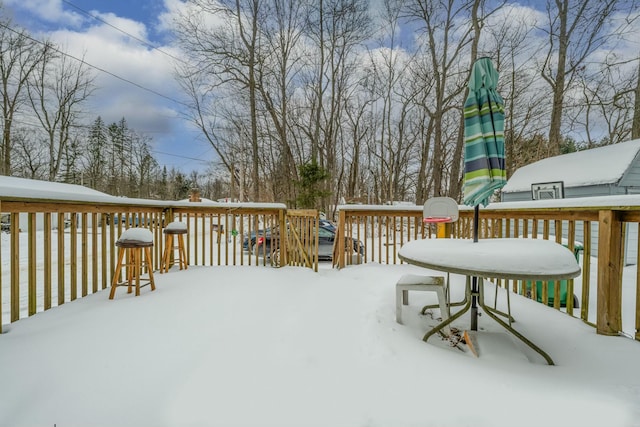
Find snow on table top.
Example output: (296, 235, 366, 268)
(398, 238, 581, 280)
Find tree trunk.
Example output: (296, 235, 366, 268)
(632, 59, 640, 140)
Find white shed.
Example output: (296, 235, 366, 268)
(502, 139, 640, 202)
(501, 139, 640, 265)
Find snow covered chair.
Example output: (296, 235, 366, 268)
(396, 274, 449, 335)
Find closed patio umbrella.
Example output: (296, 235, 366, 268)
(462, 57, 506, 330)
(463, 57, 506, 218)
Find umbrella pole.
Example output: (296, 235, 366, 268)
(471, 205, 479, 330)
(473, 205, 479, 243)
(471, 277, 478, 331)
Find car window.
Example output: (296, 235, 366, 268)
(318, 227, 334, 238)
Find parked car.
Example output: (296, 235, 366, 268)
(242, 229, 269, 252)
(253, 224, 364, 262)
(318, 219, 336, 232)
(108, 214, 155, 227)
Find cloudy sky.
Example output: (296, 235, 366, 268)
(3, 0, 639, 176)
(3, 0, 215, 173)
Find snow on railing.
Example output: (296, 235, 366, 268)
(335, 197, 640, 341)
(0, 188, 288, 329)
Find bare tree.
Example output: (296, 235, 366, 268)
(60, 133, 82, 184)
(12, 127, 47, 179)
(541, 0, 636, 155)
(482, 3, 548, 175)
(342, 88, 373, 204)
(361, 0, 418, 204)
(130, 132, 159, 198)
(574, 55, 636, 145)
(633, 58, 640, 139)
(255, 0, 309, 202)
(0, 19, 45, 175)
(173, 0, 266, 202)
(174, 71, 236, 181)
(405, 0, 477, 198)
(303, 0, 371, 211)
(27, 43, 94, 181)
(165, 0, 640, 206)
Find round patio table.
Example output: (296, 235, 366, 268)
(398, 238, 581, 365)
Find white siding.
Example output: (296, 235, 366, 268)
(625, 223, 638, 266)
(501, 219, 637, 266)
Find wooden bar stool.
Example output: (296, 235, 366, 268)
(109, 228, 156, 299)
(161, 221, 188, 273)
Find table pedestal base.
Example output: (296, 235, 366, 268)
(422, 276, 554, 365)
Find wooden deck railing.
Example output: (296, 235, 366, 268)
(335, 199, 640, 341)
(0, 195, 290, 327)
(2, 187, 639, 343)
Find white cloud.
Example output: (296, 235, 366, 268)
(157, 0, 231, 36)
(4, 0, 184, 129)
(157, 0, 190, 33)
(485, 2, 545, 29)
(43, 15, 183, 129)
(3, 0, 84, 27)
(83, 12, 150, 44)
(2, 0, 216, 172)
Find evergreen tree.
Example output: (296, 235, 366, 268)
(84, 116, 108, 190)
(295, 162, 331, 209)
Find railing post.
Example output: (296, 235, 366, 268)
(28, 213, 36, 316)
(10, 213, 19, 322)
(337, 209, 347, 269)
(597, 209, 623, 335)
(279, 208, 287, 266)
(162, 208, 173, 271)
(0, 201, 1, 330)
(637, 230, 640, 341)
(436, 223, 452, 238)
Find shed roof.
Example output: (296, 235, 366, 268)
(502, 138, 640, 193)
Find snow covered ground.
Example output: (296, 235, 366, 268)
(1, 262, 639, 427)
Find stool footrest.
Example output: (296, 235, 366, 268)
(111, 279, 154, 290)
(109, 245, 156, 299)
(160, 232, 188, 273)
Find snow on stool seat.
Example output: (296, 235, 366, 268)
(161, 221, 188, 273)
(117, 227, 154, 245)
(164, 221, 188, 234)
(109, 228, 155, 299)
(395, 274, 449, 334)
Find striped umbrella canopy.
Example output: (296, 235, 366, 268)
(463, 57, 506, 208)
(462, 57, 506, 329)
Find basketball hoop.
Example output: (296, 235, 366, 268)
(423, 216, 452, 223)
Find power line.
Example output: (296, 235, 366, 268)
(0, 17, 216, 167)
(8, 116, 169, 134)
(153, 149, 212, 163)
(6, 116, 213, 162)
(0, 21, 190, 109)
(7, 117, 213, 164)
(61, 0, 187, 66)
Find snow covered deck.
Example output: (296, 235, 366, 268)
(1, 263, 640, 426)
